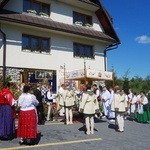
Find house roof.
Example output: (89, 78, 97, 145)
(0, 0, 9, 8)
(90, 0, 120, 44)
(0, 9, 116, 43)
(79, 0, 99, 6)
(0, 0, 120, 45)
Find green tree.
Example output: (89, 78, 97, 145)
(142, 75, 150, 93)
(129, 75, 143, 94)
(122, 69, 130, 93)
(0, 75, 12, 82)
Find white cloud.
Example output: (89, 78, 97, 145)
(135, 35, 150, 44)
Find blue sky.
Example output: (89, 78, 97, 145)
(101, 0, 150, 79)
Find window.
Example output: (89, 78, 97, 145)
(23, 0, 50, 16)
(33, 1, 40, 14)
(22, 34, 50, 53)
(73, 43, 94, 59)
(73, 12, 92, 26)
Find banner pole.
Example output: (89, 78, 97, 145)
(112, 65, 115, 88)
(64, 63, 66, 85)
(84, 59, 87, 85)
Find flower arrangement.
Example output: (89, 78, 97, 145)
(39, 12, 48, 16)
(75, 21, 83, 25)
(27, 9, 37, 14)
(85, 23, 92, 27)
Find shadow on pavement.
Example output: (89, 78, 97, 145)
(34, 132, 43, 145)
(108, 123, 118, 130)
(78, 124, 99, 134)
(94, 118, 107, 123)
(78, 124, 86, 134)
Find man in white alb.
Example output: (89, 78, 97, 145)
(101, 86, 111, 118)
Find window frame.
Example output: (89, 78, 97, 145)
(22, 34, 50, 54)
(23, 0, 50, 16)
(73, 43, 94, 59)
(73, 11, 92, 26)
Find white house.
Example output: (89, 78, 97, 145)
(0, 0, 120, 92)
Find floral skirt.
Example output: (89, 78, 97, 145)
(17, 109, 37, 139)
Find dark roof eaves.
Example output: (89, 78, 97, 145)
(90, 0, 120, 44)
(0, 15, 116, 43)
(99, 3, 120, 43)
(0, 0, 10, 8)
(79, 0, 99, 7)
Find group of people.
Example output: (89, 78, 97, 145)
(127, 89, 150, 123)
(0, 82, 150, 146)
(0, 82, 39, 145)
(55, 83, 99, 134)
(94, 86, 150, 132)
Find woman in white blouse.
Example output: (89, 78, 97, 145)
(129, 92, 137, 120)
(136, 91, 150, 123)
(17, 85, 39, 145)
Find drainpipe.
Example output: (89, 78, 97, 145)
(104, 42, 118, 71)
(0, 29, 6, 85)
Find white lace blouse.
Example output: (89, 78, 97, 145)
(18, 93, 39, 111)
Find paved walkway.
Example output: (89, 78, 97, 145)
(0, 118, 150, 150)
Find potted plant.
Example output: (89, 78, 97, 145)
(39, 12, 49, 18)
(85, 23, 92, 27)
(27, 9, 37, 15)
(75, 21, 83, 26)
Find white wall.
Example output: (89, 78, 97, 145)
(0, 23, 106, 70)
(0, 0, 109, 87)
(50, 0, 102, 31)
(4, 0, 23, 13)
(0, 23, 106, 87)
(0, 34, 4, 66)
(3, 0, 102, 31)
